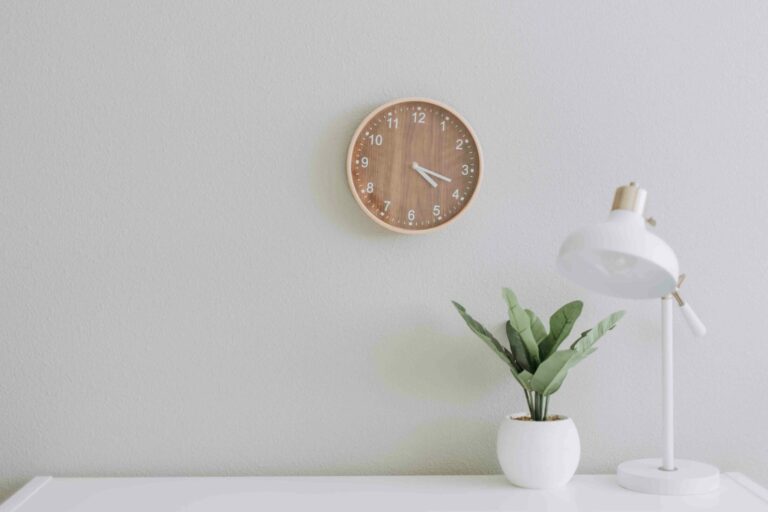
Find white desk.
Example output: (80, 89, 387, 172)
(2, 474, 767, 511)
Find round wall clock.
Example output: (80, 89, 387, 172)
(346, 98, 482, 234)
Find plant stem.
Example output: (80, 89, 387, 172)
(543, 396, 549, 420)
(539, 394, 544, 421)
(524, 390, 534, 418)
(533, 392, 541, 421)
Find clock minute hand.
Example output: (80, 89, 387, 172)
(411, 162, 438, 188)
(415, 164, 452, 183)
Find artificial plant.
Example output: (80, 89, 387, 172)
(452, 288, 624, 421)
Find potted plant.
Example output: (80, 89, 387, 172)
(452, 288, 624, 489)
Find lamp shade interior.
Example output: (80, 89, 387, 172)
(557, 210, 679, 299)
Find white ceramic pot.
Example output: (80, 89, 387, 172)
(497, 412, 581, 489)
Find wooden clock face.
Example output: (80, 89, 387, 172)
(347, 98, 482, 233)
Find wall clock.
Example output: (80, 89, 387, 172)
(346, 98, 483, 234)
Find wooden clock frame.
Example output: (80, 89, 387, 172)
(346, 97, 483, 234)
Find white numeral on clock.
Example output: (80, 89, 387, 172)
(361, 157, 369, 168)
(411, 112, 426, 124)
(368, 134, 383, 146)
(366, 182, 374, 193)
(408, 209, 415, 221)
(384, 200, 391, 211)
(452, 189, 460, 199)
(432, 205, 441, 216)
(387, 117, 398, 129)
(440, 120, 446, 131)
(455, 139, 464, 150)
(461, 164, 470, 175)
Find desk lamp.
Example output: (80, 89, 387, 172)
(556, 182, 719, 495)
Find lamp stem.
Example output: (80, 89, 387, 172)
(661, 295, 675, 471)
(617, 296, 719, 494)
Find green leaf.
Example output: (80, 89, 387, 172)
(526, 309, 548, 343)
(452, 301, 515, 369)
(531, 346, 600, 397)
(530, 350, 580, 396)
(570, 347, 598, 368)
(530, 309, 624, 397)
(539, 300, 583, 360)
(570, 310, 626, 353)
(506, 322, 535, 373)
(501, 288, 540, 366)
(513, 370, 533, 391)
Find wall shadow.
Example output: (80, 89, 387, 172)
(379, 416, 498, 474)
(374, 324, 513, 405)
(309, 105, 401, 240)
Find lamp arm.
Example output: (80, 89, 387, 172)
(679, 302, 706, 337)
(672, 290, 707, 337)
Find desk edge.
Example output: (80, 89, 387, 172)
(725, 473, 768, 503)
(2, 473, 767, 509)
(0, 477, 52, 512)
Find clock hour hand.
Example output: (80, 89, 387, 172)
(413, 163, 452, 183)
(411, 162, 438, 188)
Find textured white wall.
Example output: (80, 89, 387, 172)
(2, 0, 767, 500)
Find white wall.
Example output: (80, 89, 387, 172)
(2, 0, 767, 499)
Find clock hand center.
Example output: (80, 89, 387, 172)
(411, 162, 438, 188)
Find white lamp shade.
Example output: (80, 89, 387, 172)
(557, 210, 679, 299)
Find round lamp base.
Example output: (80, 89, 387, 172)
(617, 458, 719, 495)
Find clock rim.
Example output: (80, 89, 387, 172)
(346, 97, 484, 235)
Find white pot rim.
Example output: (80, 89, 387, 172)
(505, 412, 572, 422)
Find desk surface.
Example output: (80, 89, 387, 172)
(2, 474, 767, 511)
